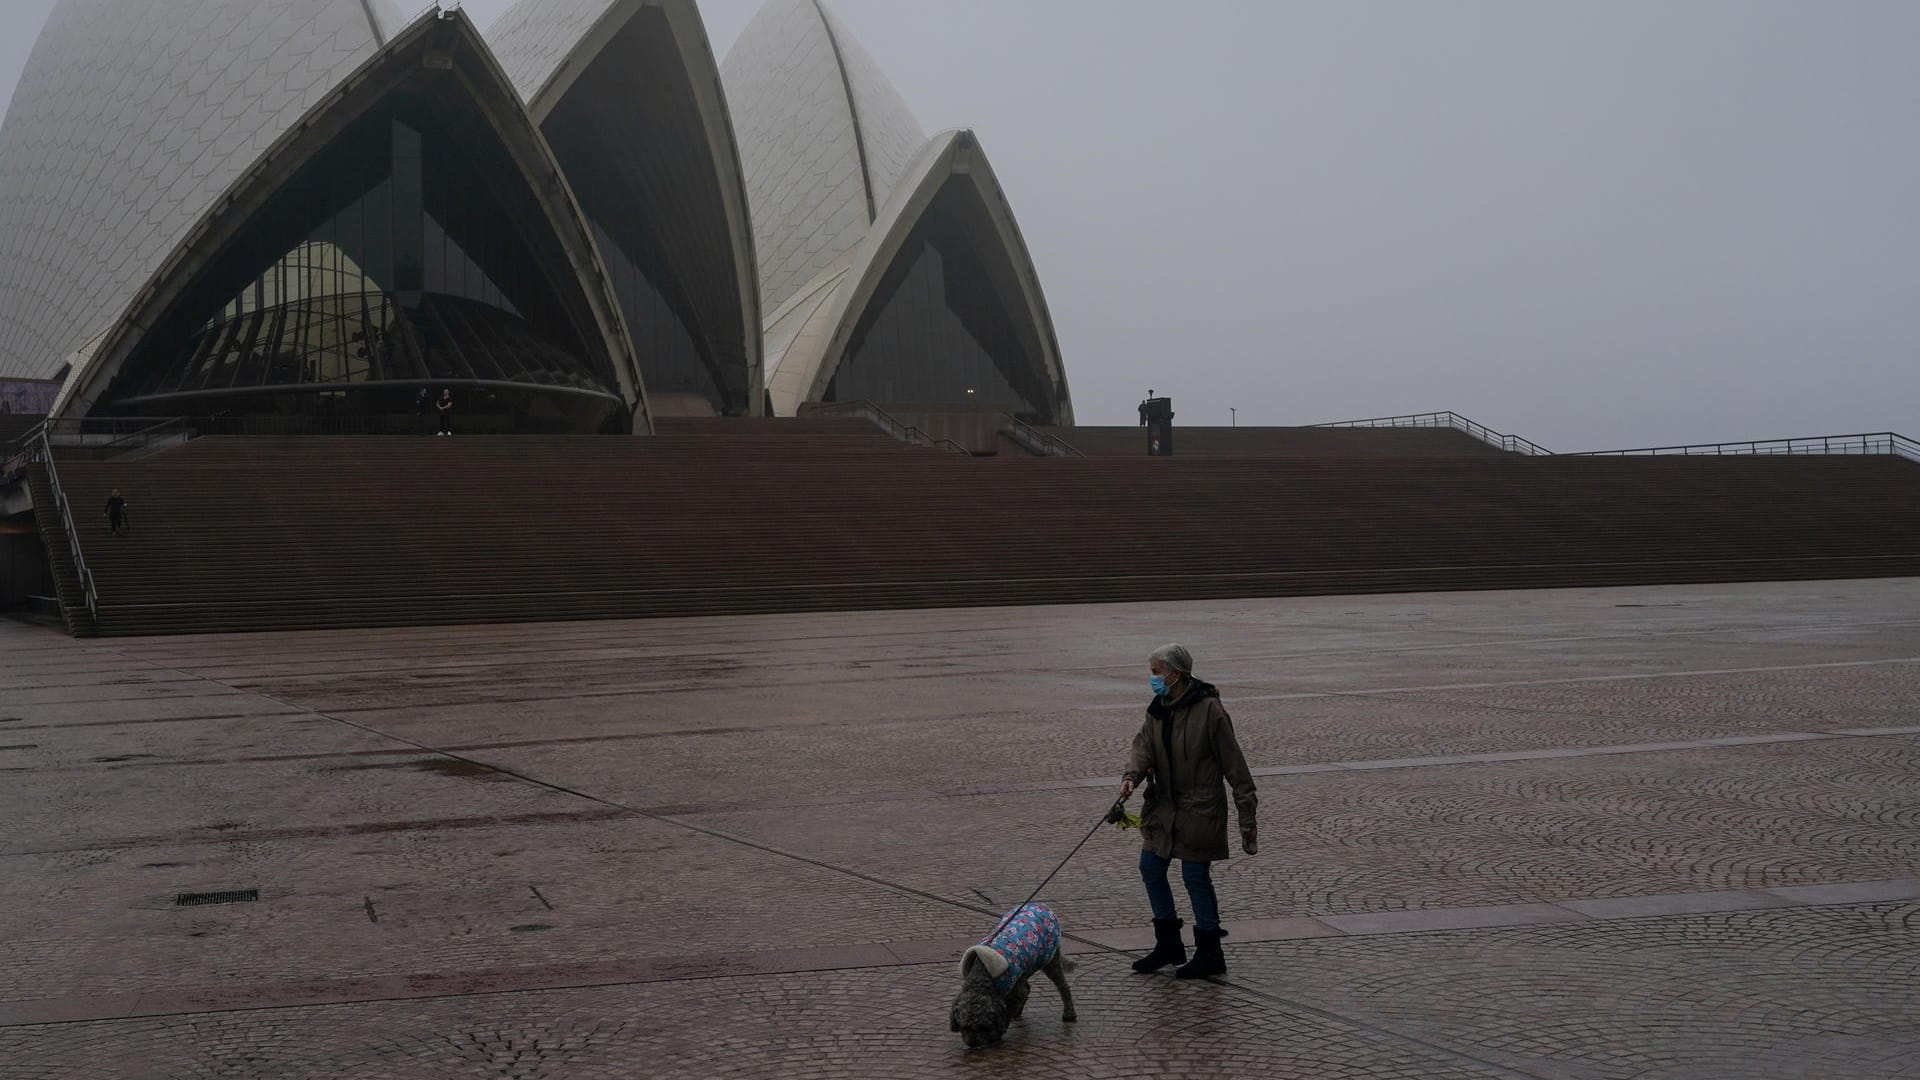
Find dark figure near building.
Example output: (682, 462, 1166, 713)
(436, 389, 453, 436)
(105, 489, 128, 536)
(1143, 396, 1175, 456)
(415, 388, 430, 435)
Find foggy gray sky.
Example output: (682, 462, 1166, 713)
(2, 0, 1915, 450)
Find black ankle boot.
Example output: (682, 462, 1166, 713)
(1175, 927, 1226, 979)
(1131, 918, 1186, 973)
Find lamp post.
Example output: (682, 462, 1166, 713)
(1230, 408, 1236, 427)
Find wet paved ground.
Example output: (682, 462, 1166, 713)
(2, 579, 1918, 1078)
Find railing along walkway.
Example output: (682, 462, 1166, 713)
(1000, 415, 1082, 457)
(1570, 432, 1919, 462)
(31, 427, 99, 626)
(798, 401, 971, 456)
(9, 415, 207, 464)
(1314, 411, 1553, 456)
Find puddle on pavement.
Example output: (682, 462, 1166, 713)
(412, 758, 510, 782)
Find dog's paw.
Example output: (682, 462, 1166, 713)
(1062, 1010, 1077, 1023)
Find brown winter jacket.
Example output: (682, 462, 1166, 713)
(1124, 678, 1258, 862)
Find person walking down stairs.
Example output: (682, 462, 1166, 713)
(105, 489, 128, 536)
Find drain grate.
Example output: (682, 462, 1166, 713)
(175, 889, 259, 907)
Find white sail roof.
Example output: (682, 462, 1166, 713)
(721, 0, 926, 314)
(0, 0, 401, 380)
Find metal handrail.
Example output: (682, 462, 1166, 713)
(32, 428, 98, 625)
(6, 416, 51, 461)
(14, 411, 553, 446)
(2, 418, 45, 482)
(95, 415, 199, 458)
(1571, 432, 1920, 461)
(1000, 415, 1082, 457)
(802, 401, 971, 456)
(1314, 411, 1553, 456)
(907, 428, 971, 455)
(11, 415, 192, 456)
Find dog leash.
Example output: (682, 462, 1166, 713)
(980, 795, 1131, 944)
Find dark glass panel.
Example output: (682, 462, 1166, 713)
(359, 178, 394, 289)
(424, 213, 519, 318)
(423, 213, 448, 299)
(391, 119, 424, 304)
(829, 177, 1061, 423)
(588, 218, 711, 406)
(540, 6, 745, 414)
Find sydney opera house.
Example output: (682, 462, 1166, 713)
(0, 0, 1072, 433)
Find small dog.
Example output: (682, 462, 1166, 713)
(950, 902, 1077, 1049)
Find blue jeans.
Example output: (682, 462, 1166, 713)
(1140, 849, 1220, 932)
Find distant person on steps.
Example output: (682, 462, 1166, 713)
(105, 489, 128, 536)
(415, 387, 430, 435)
(437, 389, 453, 436)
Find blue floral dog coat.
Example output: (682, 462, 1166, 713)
(960, 903, 1062, 992)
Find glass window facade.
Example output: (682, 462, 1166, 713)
(539, 7, 750, 415)
(99, 93, 623, 431)
(827, 177, 1064, 424)
(591, 218, 712, 406)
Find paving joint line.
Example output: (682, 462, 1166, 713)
(4, 882, 1917, 1033)
(1050, 615, 1920, 674)
(10, 724, 1912, 838)
(20, 651, 1920, 736)
(619, 725, 1920, 818)
(1329, 684, 1920, 741)
(110, 619, 1029, 667)
(1082, 655, 1920, 713)
(280, 651, 1920, 717)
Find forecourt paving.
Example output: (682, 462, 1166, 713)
(1, 579, 1917, 1078)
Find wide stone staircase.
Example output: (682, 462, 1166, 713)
(33, 430, 1920, 636)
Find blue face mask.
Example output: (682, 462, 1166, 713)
(1150, 675, 1170, 696)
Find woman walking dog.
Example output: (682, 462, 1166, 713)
(1119, 644, 1258, 979)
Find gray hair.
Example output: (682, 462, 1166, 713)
(1149, 643, 1194, 675)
